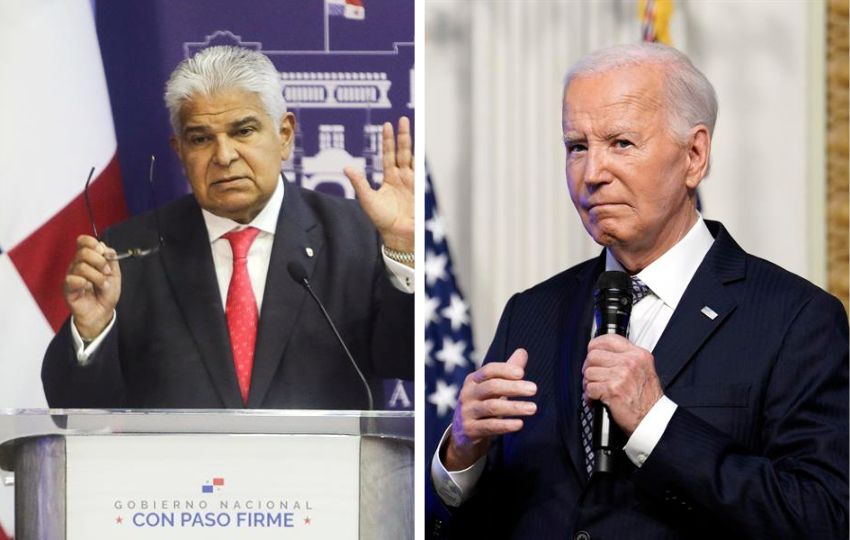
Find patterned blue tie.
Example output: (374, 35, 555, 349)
(631, 276, 651, 304)
(581, 275, 652, 475)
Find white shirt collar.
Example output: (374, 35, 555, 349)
(201, 175, 284, 242)
(605, 214, 714, 311)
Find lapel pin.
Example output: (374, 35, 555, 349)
(305, 247, 314, 258)
(701, 306, 718, 320)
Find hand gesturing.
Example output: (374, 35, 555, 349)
(345, 116, 414, 265)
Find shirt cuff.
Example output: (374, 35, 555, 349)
(70, 311, 116, 365)
(623, 395, 678, 467)
(430, 425, 486, 507)
(382, 247, 414, 294)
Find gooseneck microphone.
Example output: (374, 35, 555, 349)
(591, 271, 633, 473)
(287, 261, 374, 411)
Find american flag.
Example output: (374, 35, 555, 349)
(424, 167, 476, 523)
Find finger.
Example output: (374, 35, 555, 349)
(587, 333, 632, 353)
(505, 348, 529, 369)
(344, 166, 373, 201)
(76, 234, 101, 250)
(70, 261, 111, 291)
(582, 365, 614, 384)
(472, 377, 537, 400)
(470, 360, 526, 383)
(465, 418, 525, 439)
(75, 246, 112, 274)
(381, 121, 396, 175)
(395, 116, 412, 170)
(583, 348, 622, 370)
(584, 381, 607, 402)
(467, 397, 537, 419)
(105, 248, 121, 279)
(64, 274, 94, 296)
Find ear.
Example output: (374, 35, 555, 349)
(279, 112, 296, 161)
(169, 134, 180, 155)
(684, 125, 711, 190)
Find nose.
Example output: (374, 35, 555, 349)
(212, 135, 238, 166)
(583, 147, 611, 190)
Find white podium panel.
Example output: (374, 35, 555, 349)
(66, 435, 359, 539)
(0, 410, 413, 540)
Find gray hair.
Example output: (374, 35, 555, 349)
(164, 46, 286, 133)
(564, 43, 718, 141)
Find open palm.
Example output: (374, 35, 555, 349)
(345, 116, 414, 256)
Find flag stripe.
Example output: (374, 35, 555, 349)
(9, 153, 127, 332)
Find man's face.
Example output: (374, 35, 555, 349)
(562, 65, 705, 269)
(171, 88, 295, 224)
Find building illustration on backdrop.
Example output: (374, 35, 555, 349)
(184, 25, 413, 199)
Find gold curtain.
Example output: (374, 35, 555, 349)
(827, 0, 848, 311)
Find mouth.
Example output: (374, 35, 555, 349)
(585, 201, 621, 211)
(211, 175, 249, 186)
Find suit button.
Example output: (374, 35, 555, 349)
(575, 531, 590, 540)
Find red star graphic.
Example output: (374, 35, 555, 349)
(115, 516, 123, 524)
(304, 517, 312, 525)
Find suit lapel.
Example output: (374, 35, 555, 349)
(247, 185, 324, 407)
(160, 198, 244, 408)
(651, 221, 744, 388)
(557, 255, 603, 484)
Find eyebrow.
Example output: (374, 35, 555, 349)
(181, 115, 263, 136)
(602, 129, 640, 141)
(563, 128, 640, 143)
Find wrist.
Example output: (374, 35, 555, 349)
(383, 245, 414, 268)
(444, 436, 488, 471)
(74, 313, 112, 341)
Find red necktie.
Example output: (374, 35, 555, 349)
(223, 227, 261, 404)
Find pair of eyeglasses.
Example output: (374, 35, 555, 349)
(83, 155, 163, 261)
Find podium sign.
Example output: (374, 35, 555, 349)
(67, 435, 359, 539)
(0, 410, 413, 540)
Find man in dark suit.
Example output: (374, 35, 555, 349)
(431, 43, 848, 538)
(43, 45, 414, 409)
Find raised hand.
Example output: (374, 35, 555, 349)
(344, 116, 414, 266)
(64, 235, 121, 340)
(445, 349, 538, 470)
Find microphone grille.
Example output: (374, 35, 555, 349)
(594, 270, 631, 292)
(287, 261, 309, 283)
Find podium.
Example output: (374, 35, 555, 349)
(0, 409, 413, 540)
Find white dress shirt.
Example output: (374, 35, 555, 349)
(432, 214, 715, 507)
(72, 176, 414, 363)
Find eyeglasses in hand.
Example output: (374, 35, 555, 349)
(83, 155, 163, 261)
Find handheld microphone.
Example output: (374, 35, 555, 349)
(287, 261, 374, 411)
(591, 271, 633, 473)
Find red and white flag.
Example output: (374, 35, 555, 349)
(0, 0, 128, 534)
(328, 0, 366, 21)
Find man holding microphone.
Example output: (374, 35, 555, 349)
(431, 43, 848, 539)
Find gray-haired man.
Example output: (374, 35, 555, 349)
(431, 43, 847, 539)
(44, 46, 414, 409)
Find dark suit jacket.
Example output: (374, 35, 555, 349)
(43, 184, 413, 409)
(441, 221, 848, 539)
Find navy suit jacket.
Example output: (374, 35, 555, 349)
(42, 184, 413, 409)
(443, 221, 848, 539)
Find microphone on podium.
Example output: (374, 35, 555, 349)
(287, 261, 374, 411)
